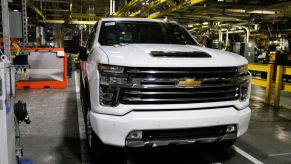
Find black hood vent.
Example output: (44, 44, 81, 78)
(150, 51, 212, 58)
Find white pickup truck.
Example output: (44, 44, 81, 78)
(65, 17, 251, 162)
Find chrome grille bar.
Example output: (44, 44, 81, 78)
(127, 70, 237, 74)
(123, 88, 238, 95)
(122, 95, 238, 103)
(138, 83, 235, 89)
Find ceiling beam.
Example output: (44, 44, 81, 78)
(46, 14, 64, 17)
(33, 0, 69, 3)
(148, 0, 205, 19)
(38, 20, 97, 24)
(129, 0, 167, 17)
(113, 0, 145, 16)
(42, 8, 69, 12)
(267, 1, 291, 9)
(27, 0, 46, 20)
(71, 12, 100, 19)
(206, 2, 265, 9)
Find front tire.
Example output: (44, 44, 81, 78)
(90, 130, 110, 163)
(82, 88, 110, 163)
(84, 110, 109, 163)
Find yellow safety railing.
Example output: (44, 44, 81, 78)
(274, 66, 291, 107)
(248, 63, 274, 104)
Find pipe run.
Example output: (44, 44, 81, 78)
(233, 26, 250, 43)
(27, 0, 46, 20)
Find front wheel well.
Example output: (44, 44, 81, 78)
(84, 79, 91, 109)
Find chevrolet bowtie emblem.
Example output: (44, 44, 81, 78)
(177, 79, 202, 88)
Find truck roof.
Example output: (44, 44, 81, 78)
(100, 17, 176, 23)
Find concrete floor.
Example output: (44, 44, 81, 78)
(17, 72, 291, 164)
(18, 77, 81, 164)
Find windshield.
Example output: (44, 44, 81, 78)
(98, 21, 197, 46)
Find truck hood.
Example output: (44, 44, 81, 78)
(100, 44, 247, 67)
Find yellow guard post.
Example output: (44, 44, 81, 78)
(274, 66, 291, 107)
(248, 64, 274, 104)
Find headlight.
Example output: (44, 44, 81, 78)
(98, 64, 124, 74)
(98, 64, 127, 106)
(239, 82, 249, 102)
(238, 64, 248, 74)
(239, 72, 251, 102)
(236, 65, 250, 102)
(99, 85, 119, 106)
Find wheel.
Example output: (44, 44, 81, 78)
(90, 130, 110, 163)
(84, 110, 108, 163)
(212, 139, 236, 149)
(82, 82, 93, 157)
(79, 73, 85, 109)
(82, 90, 110, 163)
(85, 111, 92, 152)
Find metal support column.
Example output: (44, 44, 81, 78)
(110, 0, 116, 15)
(1, 0, 11, 60)
(113, 0, 115, 13)
(0, 1, 16, 164)
(110, 0, 113, 15)
(22, 0, 29, 43)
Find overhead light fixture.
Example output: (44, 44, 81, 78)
(202, 22, 209, 25)
(248, 10, 276, 14)
(13, 9, 18, 12)
(213, 17, 238, 21)
(187, 24, 194, 28)
(225, 9, 246, 13)
(220, 24, 228, 27)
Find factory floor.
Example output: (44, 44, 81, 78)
(18, 72, 291, 164)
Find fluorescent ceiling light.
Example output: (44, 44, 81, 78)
(213, 17, 238, 21)
(248, 10, 276, 14)
(187, 24, 194, 28)
(225, 9, 246, 13)
(202, 22, 209, 25)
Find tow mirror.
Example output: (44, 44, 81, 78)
(79, 46, 88, 61)
(64, 33, 79, 54)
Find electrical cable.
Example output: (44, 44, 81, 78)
(11, 41, 21, 59)
(14, 114, 21, 149)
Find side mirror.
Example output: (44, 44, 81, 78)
(79, 46, 88, 61)
(64, 33, 79, 54)
(198, 44, 205, 47)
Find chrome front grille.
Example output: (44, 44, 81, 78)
(125, 67, 238, 78)
(118, 67, 242, 105)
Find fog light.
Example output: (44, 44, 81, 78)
(226, 125, 236, 133)
(127, 131, 143, 140)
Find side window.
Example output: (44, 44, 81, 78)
(86, 22, 98, 49)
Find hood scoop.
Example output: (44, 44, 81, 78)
(150, 51, 212, 58)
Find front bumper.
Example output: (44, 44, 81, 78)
(90, 106, 251, 147)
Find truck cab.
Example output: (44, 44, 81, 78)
(65, 17, 251, 163)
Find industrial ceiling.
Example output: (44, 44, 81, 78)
(2, 0, 291, 30)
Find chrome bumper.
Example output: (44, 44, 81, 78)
(126, 133, 237, 147)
